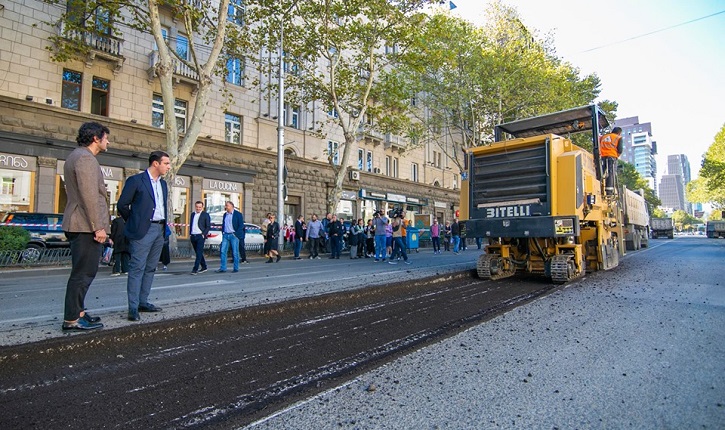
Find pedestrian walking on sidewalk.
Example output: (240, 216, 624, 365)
(265, 214, 281, 263)
(294, 215, 305, 260)
(306, 214, 323, 259)
(430, 218, 441, 254)
(189, 201, 210, 274)
(215, 201, 244, 273)
(60, 121, 110, 331)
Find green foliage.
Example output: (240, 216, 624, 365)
(618, 161, 660, 213)
(395, 2, 612, 169)
(671, 209, 702, 232)
(0, 226, 31, 251)
(651, 207, 666, 218)
(687, 123, 725, 208)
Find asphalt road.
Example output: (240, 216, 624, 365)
(0, 248, 479, 345)
(247, 236, 725, 429)
(0, 237, 722, 430)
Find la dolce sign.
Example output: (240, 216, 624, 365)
(0, 154, 36, 171)
(204, 178, 243, 192)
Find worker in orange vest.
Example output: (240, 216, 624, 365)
(599, 126, 623, 195)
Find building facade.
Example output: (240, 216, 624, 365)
(614, 116, 658, 195)
(659, 154, 692, 214)
(0, 1, 461, 238)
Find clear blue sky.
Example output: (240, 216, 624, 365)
(447, 0, 725, 180)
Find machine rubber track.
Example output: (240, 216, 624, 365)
(550, 254, 583, 284)
(477, 254, 515, 280)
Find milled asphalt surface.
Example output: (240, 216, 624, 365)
(246, 238, 725, 429)
(0, 250, 481, 346)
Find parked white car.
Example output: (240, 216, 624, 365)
(205, 222, 265, 250)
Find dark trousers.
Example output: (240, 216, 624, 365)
(190, 234, 207, 271)
(64, 232, 102, 321)
(238, 238, 247, 262)
(330, 236, 341, 258)
(366, 237, 374, 255)
(432, 237, 440, 252)
(602, 157, 617, 191)
(444, 236, 451, 251)
(113, 252, 130, 273)
(309, 237, 320, 257)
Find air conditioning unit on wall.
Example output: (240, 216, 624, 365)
(373, 167, 381, 174)
(349, 170, 360, 181)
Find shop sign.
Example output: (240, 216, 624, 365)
(204, 178, 243, 192)
(359, 189, 386, 200)
(100, 166, 123, 180)
(387, 193, 406, 203)
(434, 201, 448, 208)
(174, 175, 191, 187)
(406, 197, 420, 204)
(0, 153, 36, 171)
(57, 160, 122, 179)
(340, 191, 358, 200)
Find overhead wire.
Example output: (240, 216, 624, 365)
(580, 9, 725, 53)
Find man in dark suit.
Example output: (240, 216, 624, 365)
(215, 201, 245, 273)
(60, 122, 110, 331)
(189, 200, 211, 275)
(117, 151, 171, 321)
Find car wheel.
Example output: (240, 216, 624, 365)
(21, 244, 43, 263)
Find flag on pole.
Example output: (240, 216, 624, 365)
(449, 1, 457, 10)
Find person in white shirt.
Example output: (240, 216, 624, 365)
(189, 201, 211, 275)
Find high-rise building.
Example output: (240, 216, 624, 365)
(614, 116, 658, 194)
(660, 154, 692, 214)
(659, 174, 686, 212)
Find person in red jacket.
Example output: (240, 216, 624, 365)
(599, 127, 623, 195)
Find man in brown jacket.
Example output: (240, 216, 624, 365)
(61, 122, 110, 331)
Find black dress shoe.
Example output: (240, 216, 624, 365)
(62, 318, 103, 331)
(138, 303, 162, 312)
(128, 309, 140, 321)
(82, 313, 102, 323)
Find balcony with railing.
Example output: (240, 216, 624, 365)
(357, 123, 384, 146)
(385, 133, 408, 153)
(57, 22, 125, 73)
(146, 50, 199, 89)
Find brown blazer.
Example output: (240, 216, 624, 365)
(61, 147, 110, 233)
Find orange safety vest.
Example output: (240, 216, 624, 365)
(599, 133, 621, 158)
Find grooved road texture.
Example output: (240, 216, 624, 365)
(0, 272, 552, 429)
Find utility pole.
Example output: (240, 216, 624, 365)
(277, 19, 285, 251)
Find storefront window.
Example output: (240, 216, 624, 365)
(203, 191, 242, 226)
(335, 199, 354, 221)
(171, 186, 189, 238)
(105, 179, 121, 215)
(0, 169, 33, 214)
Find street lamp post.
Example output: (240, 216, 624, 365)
(276, 19, 286, 251)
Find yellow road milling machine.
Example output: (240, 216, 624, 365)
(460, 105, 625, 283)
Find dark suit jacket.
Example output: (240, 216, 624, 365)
(117, 171, 168, 241)
(189, 211, 211, 237)
(222, 210, 245, 240)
